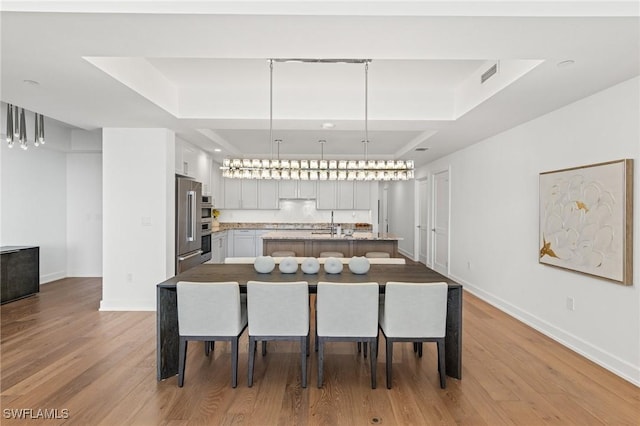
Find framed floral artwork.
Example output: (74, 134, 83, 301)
(539, 159, 633, 285)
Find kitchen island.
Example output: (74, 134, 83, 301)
(262, 230, 401, 257)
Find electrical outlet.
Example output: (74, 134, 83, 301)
(566, 297, 575, 311)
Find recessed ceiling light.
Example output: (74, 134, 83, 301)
(557, 60, 575, 68)
(415, 147, 429, 152)
(214, 148, 221, 152)
(23, 79, 40, 86)
(321, 122, 335, 129)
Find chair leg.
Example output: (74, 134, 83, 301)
(231, 338, 239, 388)
(370, 338, 377, 389)
(262, 341, 267, 356)
(205, 341, 211, 356)
(418, 342, 423, 358)
(248, 337, 256, 387)
(306, 334, 310, 357)
(386, 339, 393, 389)
(363, 341, 368, 358)
(317, 338, 324, 388)
(301, 336, 307, 388)
(357, 342, 361, 352)
(178, 337, 188, 387)
(437, 339, 446, 389)
(413, 342, 418, 353)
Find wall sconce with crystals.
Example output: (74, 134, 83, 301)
(5, 104, 45, 150)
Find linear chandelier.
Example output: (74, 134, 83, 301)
(5, 104, 45, 150)
(220, 59, 414, 181)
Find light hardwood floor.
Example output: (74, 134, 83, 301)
(1, 277, 638, 425)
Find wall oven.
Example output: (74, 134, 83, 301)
(201, 195, 213, 223)
(200, 230, 212, 263)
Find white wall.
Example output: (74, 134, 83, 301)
(0, 140, 68, 283)
(1, 104, 69, 283)
(67, 153, 103, 276)
(414, 76, 640, 384)
(1, 104, 104, 283)
(387, 179, 415, 257)
(101, 128, 175, 310)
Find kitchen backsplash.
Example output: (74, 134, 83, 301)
(218, 199, 372, 224)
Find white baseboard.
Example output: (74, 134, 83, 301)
(99, 299, 156, 311)
(398, 247, 414, 259)
(450, 273, 640, 387)
(40, 271, 66, 284)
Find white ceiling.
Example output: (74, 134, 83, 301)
(1, 1, 638, 166)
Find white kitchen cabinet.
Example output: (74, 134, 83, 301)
(241, 180, 259, 209)
(210, 231, 228, 264)
(180, 143, 198, 178)
(336, 181, 354, 209)
(316, 181, 337, 210)
(223, 179, 242, 209)
(196, 151, 212, 195)
(354, 181, 371, 209)
(222, 179, 277, 210)
(211, 161, 223, 208)
(278, 181, 316, 199)
(231, 229, 256, 257)
(258, 180, 279, 209)
(316, 181, 371, 210)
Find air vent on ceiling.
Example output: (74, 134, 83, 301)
(415, 147, 429, 152)
(481, 62, 498, 84)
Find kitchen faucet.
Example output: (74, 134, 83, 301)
(330, 211, 335, 237)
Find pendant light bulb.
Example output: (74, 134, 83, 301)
(6, 103, 14, 143)
(38, 114, 45, 144)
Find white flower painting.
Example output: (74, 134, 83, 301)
(539, 159, 633, 285)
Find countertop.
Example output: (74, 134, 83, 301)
(261, 230, 402, 241)
(209, 222, 373, 235)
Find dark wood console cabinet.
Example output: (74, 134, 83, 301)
(1, 246, 39, 304)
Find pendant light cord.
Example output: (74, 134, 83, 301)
(269, 59, 274, 159)
(364, 61, 369, 161)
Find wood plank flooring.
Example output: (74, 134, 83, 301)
(1, 277, 638, 425)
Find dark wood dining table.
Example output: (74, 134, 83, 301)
(156, 263, 463, 381)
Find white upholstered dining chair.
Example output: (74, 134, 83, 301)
(176, 281, 247, 388)
(316, 281, 380, 388)
(379, 281, 448, 389)
(246, 280, 310, 388)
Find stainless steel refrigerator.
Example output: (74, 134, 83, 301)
(176, 177, 202, 274)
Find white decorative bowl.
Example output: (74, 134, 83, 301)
(348, 256, 370, 274)
(279, 256, 299, 274)
(324, 257, 343, 274)
(254, 256, 276, 273)
(301, 257, 320, 274)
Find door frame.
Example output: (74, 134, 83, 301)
(430, 167, 451, 276)
(414, 177, 430, 265)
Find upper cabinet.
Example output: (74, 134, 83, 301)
(278, 181, 316, 199)
(211, 161, 223, 208)
(223, 179, 279, 210)
(175, 138, 197, 178)
(175, 139, 212, 195)
(317, 181, 371, 210)
(196, 151, 212, 195)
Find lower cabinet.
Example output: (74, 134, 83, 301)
(1, 246, 39, 304)
(226, 229, 274, 258)
(210, 232, 228, 264)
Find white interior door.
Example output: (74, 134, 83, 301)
(380, 185, 389, 233)
(432, 170, 449, 275)
(418, 178, 429, 265)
